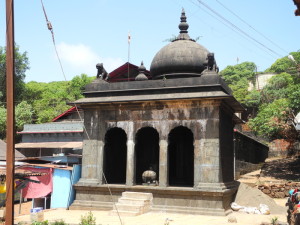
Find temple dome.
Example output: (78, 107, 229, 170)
(150, 9, 210, 79)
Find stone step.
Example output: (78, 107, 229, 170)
(70, 200, 113, 211)
(118, 197, 151, 206)
(114, 203, 150, 213)
(152, 205, 231, 216)
(109, 192, 153, 216)
(109, 210, 141, 217)
(122, 192, 153, 200)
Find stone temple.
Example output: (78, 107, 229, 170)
(71, 9, 244, 215)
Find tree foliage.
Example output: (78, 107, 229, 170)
(0, 106, 6, 139)
(0, 45, 29, 104)
(0, 101, 33, 140)
(69, 74, 94, 99)
(15, 101, 33, 130)
(248, 99, 296, 139)
(220, 62, 256, 85)
(260, 72, 294, 104)
(220, 62, 257, 104)
(220, 53, 300, 140)
(246, 51, 300, 140)
(265, 51, 300, 74)
(24, 74, 94, 123)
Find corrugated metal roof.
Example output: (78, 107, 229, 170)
(15, 142, 83, 149)
(19, 122, 83, 133)
(0, 140, 25, 160)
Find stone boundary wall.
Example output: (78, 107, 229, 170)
(234, 131, 268, 164)
(258, 182, 300, 198)
(235, 160, 262, 179)
(268, 139, 300, 158)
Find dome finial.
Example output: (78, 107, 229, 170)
(176, 8, 191, 40)
(135, 61, 148, 81)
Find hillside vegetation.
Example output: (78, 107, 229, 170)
(1, 45, 300, 142)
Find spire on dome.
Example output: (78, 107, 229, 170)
(176, 8, 192, 41)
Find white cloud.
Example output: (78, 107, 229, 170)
(56, 42, 124, 76)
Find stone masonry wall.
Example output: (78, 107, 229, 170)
(258, 182, 300, 198)
(268, 139, 293, 157)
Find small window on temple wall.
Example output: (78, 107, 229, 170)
(168, 126, 194, 187)
(135, 127, 159, 185)
(103, 127, 127, 184)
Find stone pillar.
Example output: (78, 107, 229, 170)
(78, 109, 103, 185)
(126, 140, 135, 186)
(194, 105, 225, 190)
(194, 139, 203, 187)
(198, 138, 221, 183)
(159, 140, 168, 187)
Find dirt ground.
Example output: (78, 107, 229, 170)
(261, 157, 300, 181)
(14, 201, 32, 217)
(12, 157, 300, 225)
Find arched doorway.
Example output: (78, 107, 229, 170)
(103, 127, 127, 184)
(168, 126, 194, 187)
(135, 127, 159, 184)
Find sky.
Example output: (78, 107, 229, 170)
(0, 0, 299, 83)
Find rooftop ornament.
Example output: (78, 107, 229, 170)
(135, 61, 148, 81)
(96, 63, 109, 80)
(150, 9, 212, 78)
(175, 8, 194, 41)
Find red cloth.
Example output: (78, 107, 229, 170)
(21, 167, 53, 198)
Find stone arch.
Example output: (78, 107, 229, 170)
(103, 127, 127, 184)
(135, 127, 159, 184)
(168, 126, 194, 187)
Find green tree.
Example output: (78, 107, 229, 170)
(248, 99, 296, 139)
(24, 74, 94, 123)
(15, 101, 33, 131)
(265, 51, 300, 75)
(220, 62, 257, 104)
(244, 89, 261, 108)
(228, 78, 249, 103)
(0, 106, 6, 139)
(260, 72, 294, 104)
(220, 62, 256, 85)
(0, 45, 29, 105)
(288, 83, 300, 113)
(23, 81, 49, 105)
(32, 81, 72, 123)
(0, 101, 33, 139)
(69, 74, 94, 99)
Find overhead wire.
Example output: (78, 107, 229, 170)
(168, 0, 275, 65)
(192, 0, 283, 58)
(214, 0, 289, 55)
(40, 0, 67, 82)
(39, 1, 123, 224)
(190, 9, 276, 64)
(187, 0, 277, 63)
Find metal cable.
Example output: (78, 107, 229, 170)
(40, 2, 123, 224)
(40, 0, 67, 82)
(214, 0, 289, 55)
(193, 0, 283, 58)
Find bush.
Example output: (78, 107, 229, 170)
(79, 211, 96, 225)
(51, 220, 68, 225)
(31, 221, 49, 225)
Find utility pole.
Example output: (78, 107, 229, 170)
(6, 0, 15, 224)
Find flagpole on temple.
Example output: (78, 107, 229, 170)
(5, 0, 15, 224)
(127, 31, 130, 81)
